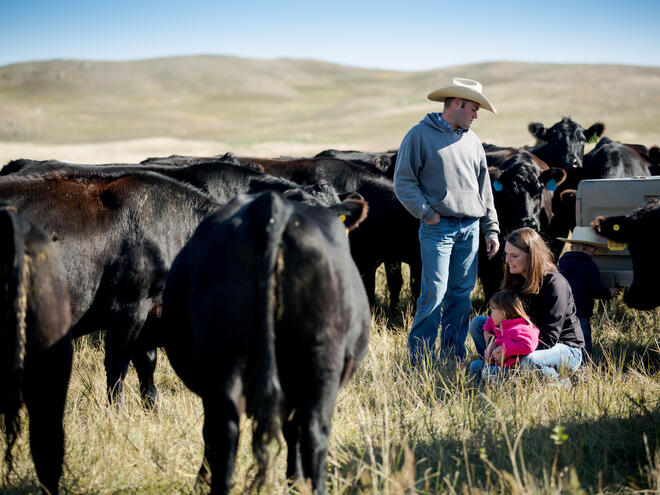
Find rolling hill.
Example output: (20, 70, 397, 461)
(1, 55, 659, 163)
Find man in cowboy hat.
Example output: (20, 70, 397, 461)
(557, 227, 619, 356)
(393, 77, 500, 364)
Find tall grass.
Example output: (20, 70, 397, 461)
(1, 270, 659, 494)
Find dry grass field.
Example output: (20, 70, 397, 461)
(1, 56, 660, 494)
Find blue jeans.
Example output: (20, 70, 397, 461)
(408, 217, 479, 363)
(468, 315, 583, 381)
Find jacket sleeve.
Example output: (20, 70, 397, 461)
(583, 260, 614, 300)
(393, 129, 437, 222)
(495, 324, 539, 357)
(476, 145, 500, 239)
(483, 316, 496, 336)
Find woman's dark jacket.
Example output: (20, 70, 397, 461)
(517, 270, 585, 350)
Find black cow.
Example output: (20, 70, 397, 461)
(314, 149, 398, 179)
(550, 138, 656, 257)
(144, 154, 421, 312)
(0, 170, 221, 407)
(528, 117, 604, 170)
(1, 158, 341, 207)
(0, 208, 72, 495)
(582, 137, 652, 179)
(478, 150, 566, 299)
(591, 199, 660, 310)
(650, 146, 660, 175)
(162, 191, 370, 494)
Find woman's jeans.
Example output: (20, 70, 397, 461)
(408, 217, 479, 364)
(468, 315, 583, 381)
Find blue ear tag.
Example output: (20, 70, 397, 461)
(545, 178, 557, 191)
(493, 180, 503, 191)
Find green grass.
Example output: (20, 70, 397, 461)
(1, 266, 659, 494)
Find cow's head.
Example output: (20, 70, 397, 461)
(489, 152, 566, 235)
(591, 199, 660, 310)
(283, 179, 341, 207)
(529, 118, 604, 169)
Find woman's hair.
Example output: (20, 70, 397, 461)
(502, 227, 555, 294)
(489, 289, 533, 325)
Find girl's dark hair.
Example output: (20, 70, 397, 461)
(489, 289, 533, 325)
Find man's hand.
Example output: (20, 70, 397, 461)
(485, 236, 500, 260)
(424, 212, 441, 225)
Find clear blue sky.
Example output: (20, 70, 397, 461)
(1, 0, 659, 70)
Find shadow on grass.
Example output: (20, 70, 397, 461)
(333, 403, 659, 494)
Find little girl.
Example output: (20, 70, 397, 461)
(470, 289, 540, 381)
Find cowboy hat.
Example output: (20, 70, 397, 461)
(427, 78, 497, 113)
(557, 226, 609, 252)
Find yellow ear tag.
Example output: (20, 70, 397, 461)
(607, 240, 627, 251)
(339, 214, 346, 222)
(613, 224, 620, 231)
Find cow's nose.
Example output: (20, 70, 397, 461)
(520, 217, 539, 230)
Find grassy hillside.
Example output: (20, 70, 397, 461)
(1, 56, 659, 164)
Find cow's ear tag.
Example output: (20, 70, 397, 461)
(493, 180, 503, 191)
(613, 224, 620, 231)
(607, 240, 626, 251)
(545, 178, 557, 192)
(339, 214, 346, 223)
(588, 134, 599, 144)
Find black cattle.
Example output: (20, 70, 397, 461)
(0, 171, 220, 407)
(582, 137, 652, 179)
(314, 149, 398, 179)
(2, 158, 341, 207)
(478, 150, 566, 299)
(650, 146, 660, 175)
(144, 154, 421, 312)
(592, 199, 660, 310)
(550, 138, 656, 257)
(0, 208, 72, 495)
(528, 117, 604, 170)
(162, 192, 370, 494)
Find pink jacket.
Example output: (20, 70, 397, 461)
(483, 317, 540, 367)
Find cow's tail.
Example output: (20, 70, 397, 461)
(0, 209, 30, 477)
(249, 192, 286, 492)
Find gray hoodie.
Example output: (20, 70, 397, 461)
(393, 113, 499, 238)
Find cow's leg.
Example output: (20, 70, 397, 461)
(299, 385, 339, 495)
(104, 333, 132, 407)
(131, 312, 163, 408)
(283, 411, 303, 481)
(198, 396, 240, 495)
(384, 262, 403, 312)
(23, 335, 73, 495)
(104, 304, 151, 406)
(131, 347, 158, 409)
(361, 268, 377, 307)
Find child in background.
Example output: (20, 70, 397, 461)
(469, 289, 540, 382)
(557, 227, 619, 357)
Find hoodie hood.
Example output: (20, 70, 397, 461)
(420, 113, 454, 133)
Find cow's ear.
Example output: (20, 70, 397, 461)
(331, 199, 369, 232)
(591, 215, 632, 242)
(528, 122, 547, 140)
(539, 167, 567, 190)
(585, 123, 605, 143)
